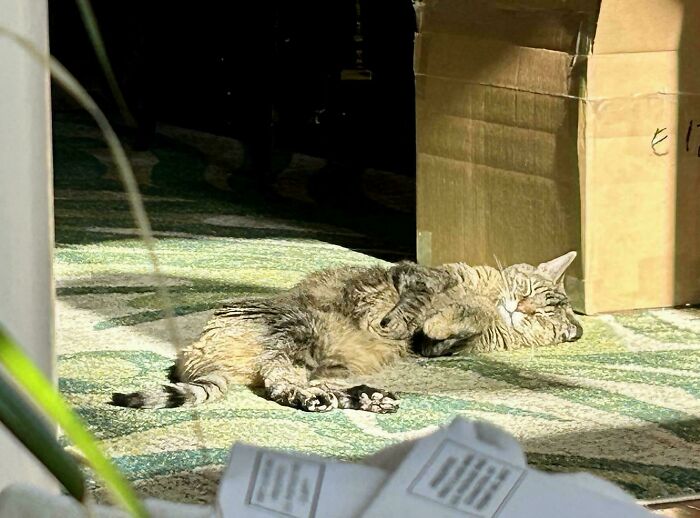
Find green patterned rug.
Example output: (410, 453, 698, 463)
(53, 113, 700, 504)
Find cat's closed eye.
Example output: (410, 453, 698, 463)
(515, 278, 533, 297)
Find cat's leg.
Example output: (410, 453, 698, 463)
(259, 303, 405, 412)
(258, 349, 339, 412)
(415, 303, 484, 357)
(376, 262, 457, 339)
(310, 367, 400, 414)
(218, 297, 341, 412)
(422, 304, 479, 340)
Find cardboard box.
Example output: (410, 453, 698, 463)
(415, 0, 700, 313)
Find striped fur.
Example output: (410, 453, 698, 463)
(111, 254, 582, 412)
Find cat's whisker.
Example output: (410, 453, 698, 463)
(493, 255, 514, 299)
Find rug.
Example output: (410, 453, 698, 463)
(53, 113, 700, 504)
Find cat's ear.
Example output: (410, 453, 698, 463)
(536, 251, 577, 284)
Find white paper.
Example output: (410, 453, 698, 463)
(360, 417, 654, 518)
(217, 444, 387, 518)
(406, 439, 525, 516)
(216, 418, 654, 518)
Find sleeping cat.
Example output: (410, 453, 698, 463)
(112, 252, 582, 413)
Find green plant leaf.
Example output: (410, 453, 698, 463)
(0, 373, 85, 501)
(0, 327, 149, 518)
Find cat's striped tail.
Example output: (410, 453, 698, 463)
(111, 373, 229, 409)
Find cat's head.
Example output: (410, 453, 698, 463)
(416, 252, 582, 356)
(495, 251, 582, 345)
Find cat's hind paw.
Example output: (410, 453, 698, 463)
(336, 385, 399, 414)
(301, 388, 338, 412)
(269, 384, 339, 412)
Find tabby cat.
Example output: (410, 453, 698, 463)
(112, 252, 582, 413)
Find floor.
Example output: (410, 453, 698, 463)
(52, 114, 700, 505)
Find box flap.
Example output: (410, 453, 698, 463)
(593, 0, 684, 54)
(419, 0, 598, 53)
(416, 33, 578, 98)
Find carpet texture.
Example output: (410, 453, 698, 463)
(53, 114, 700, 504)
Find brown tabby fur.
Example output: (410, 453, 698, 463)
(112, 252, 582, 413)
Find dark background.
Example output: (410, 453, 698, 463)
(48, 0, 418, 181)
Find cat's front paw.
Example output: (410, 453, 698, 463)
(336, 385, 399, 414)
(422, 314, 452, 340)
(375, 314, 411, 339)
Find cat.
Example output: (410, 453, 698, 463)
(112, 252, 582, 413)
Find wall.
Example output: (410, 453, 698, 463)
(0, 0, 57, 492)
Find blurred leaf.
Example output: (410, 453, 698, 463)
(0, 327, 149, 518)
(0, 372, 86, 501)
